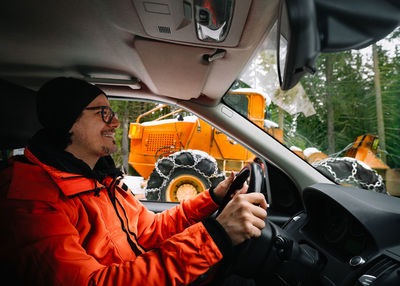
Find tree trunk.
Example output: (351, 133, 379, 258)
(326, 55, 335, 155)
(278, 108, 284, 129)
(373, 44, 387, 163)
(121, 106, 130, 174)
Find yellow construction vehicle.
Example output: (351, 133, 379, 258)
(128, 89, 282, 201)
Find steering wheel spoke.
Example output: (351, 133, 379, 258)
(219, 163, 266, 213)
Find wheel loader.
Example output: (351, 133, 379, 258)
(128, 89, 390, 202)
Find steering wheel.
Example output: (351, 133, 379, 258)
(215, 163, 276, 280)
(214, 163, 321, 284)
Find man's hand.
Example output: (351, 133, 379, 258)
(213, 172, 247, 203)
(216, 190, 268, 246)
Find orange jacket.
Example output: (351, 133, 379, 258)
(0, 149, 224, 286)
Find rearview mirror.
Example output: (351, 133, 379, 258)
(277, 0, 320, 90)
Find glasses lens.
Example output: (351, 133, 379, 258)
(102, 107, 116, 124)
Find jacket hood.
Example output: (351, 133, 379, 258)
(27, 129, 122, 182)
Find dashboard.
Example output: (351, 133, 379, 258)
(302, 192, 375, 262)
(275, 183, 400, 285)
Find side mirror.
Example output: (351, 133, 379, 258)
(277, 0, 400, 91)
(277, 0, 320, 91)
(315, 0, 400, 52)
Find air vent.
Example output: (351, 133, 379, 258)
(367, 257, 397, 276)
(158, 26, 171, 34)
(146, 134, 175, 152)
(358, 256, 400, 285)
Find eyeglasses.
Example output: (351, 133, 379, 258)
(85, 106, 118, 124)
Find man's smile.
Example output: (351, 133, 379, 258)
(102, 129, 116, 140)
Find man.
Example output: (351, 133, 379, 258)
(0, 77, 267, 285)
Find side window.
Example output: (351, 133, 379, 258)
(110, 99, 252, 203)
(223, 93, 249, 118)
(109, 98, 303, 218)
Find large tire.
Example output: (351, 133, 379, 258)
(145, 150, 225, 202)
(312, 157, 386, 193)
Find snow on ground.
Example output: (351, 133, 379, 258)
(141, 115, 198, 126)
(264, 119, 278, 128)
(289, 146, 302, 152)
(123, 176, 147, 200)
(303, 147, 321, 158)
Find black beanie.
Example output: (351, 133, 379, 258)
(37, 77, 105, 136)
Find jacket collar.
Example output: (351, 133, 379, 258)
(24, 148, 103, 197)
(24, 129, 122, 197)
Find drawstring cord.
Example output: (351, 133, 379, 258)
(106, 177, 143, 256)
(94, 180, 101, 197)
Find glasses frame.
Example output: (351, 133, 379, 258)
(85, 106, 118, 124)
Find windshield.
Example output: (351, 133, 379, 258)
(223, 24, 400, 195)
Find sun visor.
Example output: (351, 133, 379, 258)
(134, 38, 216, 99)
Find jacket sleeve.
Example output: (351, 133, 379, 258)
(1, 197, 222, 286)
(129, 189, 221, 248)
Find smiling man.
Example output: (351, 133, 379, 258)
(66, 95, 119, 168)
(0, 77, 267, 286)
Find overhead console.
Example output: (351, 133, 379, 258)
(132, 0, 252, 47)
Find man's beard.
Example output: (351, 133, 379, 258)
(102, 143, 118, 155)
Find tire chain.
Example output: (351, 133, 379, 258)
(146, 150, 225, 201)
(313, 157, 385, 193)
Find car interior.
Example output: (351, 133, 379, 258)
(1, 0, 400, 285)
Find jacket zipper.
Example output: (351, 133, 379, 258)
(106, 180, 143, 256)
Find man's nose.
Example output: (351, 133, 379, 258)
(108, 114, 120, 128)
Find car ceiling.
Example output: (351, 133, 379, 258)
(0, 0, 279, 102)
